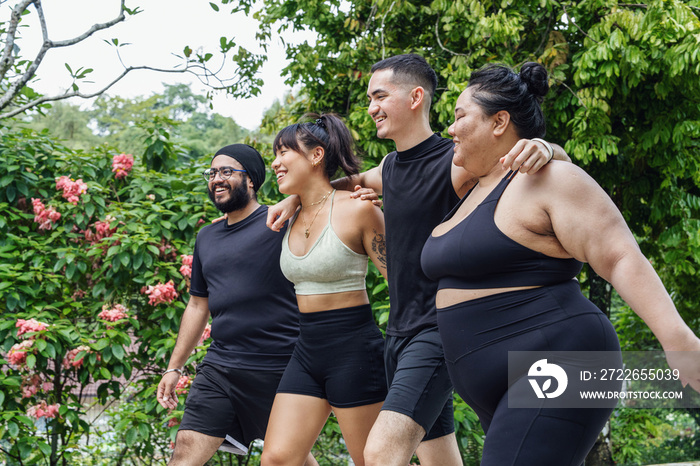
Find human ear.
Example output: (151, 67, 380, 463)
(493, 110, 511, 136)
(410, 87, 425, 110)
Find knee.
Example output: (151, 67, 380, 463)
(362, 438, 384, 466)
(260, 448, 293, 466)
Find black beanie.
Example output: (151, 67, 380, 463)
(213, 144, 266, 192)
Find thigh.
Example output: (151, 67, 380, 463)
(481, 369, 614, 466)
(171, 429, 224, 465)
(333, 402, 383, 466)
(263, 393, 331, 465)
(381, 328, 454, 438)
(364, 410, 426, 466)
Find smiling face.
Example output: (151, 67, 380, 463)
(367, 69, 415, 142)
(207, 155, 252, 213)
(271, 142, 315, 195)
(448, 87, 499, 175)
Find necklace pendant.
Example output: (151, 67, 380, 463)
(304, 229, 310, 238)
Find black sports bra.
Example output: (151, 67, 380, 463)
(421, 171, 582, 290)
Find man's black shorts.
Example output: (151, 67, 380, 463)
(382, 326, 455, 440)
(179, 361, 285, 448)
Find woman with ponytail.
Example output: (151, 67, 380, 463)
(420, 62, 700, 464)
(261, 114, 387, 466)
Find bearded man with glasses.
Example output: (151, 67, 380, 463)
(157, 144, 318, 466)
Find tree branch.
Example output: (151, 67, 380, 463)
(0, 65, 194, 119)
(434, 15, 469, 57)
(0, 0, 128, 114)
(50, 0, 127, 48)
(562, 3, 599, 44)
(0, 0, 35, 81)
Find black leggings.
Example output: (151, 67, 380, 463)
(437, 281, 621, 466)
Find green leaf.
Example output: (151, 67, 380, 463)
(26, 354, 36, 369)
(112, 344, 125, 360)
(100, 367, 111, 379)
(126, 426, 138, 445)
(8, 421, 19, 438)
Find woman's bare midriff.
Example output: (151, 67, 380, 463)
(296, 290, 370, 314)
(436, 286, 542, 309)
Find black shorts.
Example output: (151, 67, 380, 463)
(276, 304, 387, 408)
(382, 326, 455, 441)
(179, 361, 284, 448)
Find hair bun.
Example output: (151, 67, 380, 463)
(519, 62, 549, 98)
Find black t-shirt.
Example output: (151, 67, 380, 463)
(189, 205, 299, 370)
(382, 134, 460, 337)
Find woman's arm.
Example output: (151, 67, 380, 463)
(358, 201, 388, 280)
(541, 163, 700, 391)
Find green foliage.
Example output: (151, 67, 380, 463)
(0, 120, 216, 465)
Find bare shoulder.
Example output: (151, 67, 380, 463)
(334, 189, 383, 218)
(518, 160, 597, 192)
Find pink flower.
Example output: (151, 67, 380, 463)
(147, 194, 156, 201)
(31, 198, 61, 230)
(112, 153, 134, 179)
(199, 324, 211, 345)
(63, 345, 92, 369)
(16, 318, 49, 338)
(84, 216, 117, 244)
(144, 281, 179, 305)
(175, 376, 191, 395)
(27, 401, 60, 419)
(98, 304, 129, 322)
(22, 384, 38, 398)
(167, 417, 180, 428)
(7, 340, 34, 367)
(21, 374, 51, 398)
(179, 255, 193, 278)
(56, 176, 88, 205)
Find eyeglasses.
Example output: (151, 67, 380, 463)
(203, 167, 247, 181)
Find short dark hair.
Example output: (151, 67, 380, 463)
(371, 54, 438, 103)
(273, 113, 361, 180)
(467, 62, 549, 139)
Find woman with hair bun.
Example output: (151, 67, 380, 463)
(421, 62, 700, 464)
(261, 114, 387, 466)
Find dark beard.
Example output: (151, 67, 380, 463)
(207, 179, 251, 213)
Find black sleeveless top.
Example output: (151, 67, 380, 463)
(382, 134, 460, 336)
(421, 171, 582, 290)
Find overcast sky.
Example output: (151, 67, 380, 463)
(7, 0, 315, 130)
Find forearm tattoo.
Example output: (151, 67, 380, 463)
(371, 229, 387, 268)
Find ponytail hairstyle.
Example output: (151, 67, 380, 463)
(467, 62, 549, 139)
(273, 113, 361, 179)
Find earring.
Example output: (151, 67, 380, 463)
(312, 160, 320, 167)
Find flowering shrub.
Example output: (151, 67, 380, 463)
(112, 153, 134, 179)
(27, 401, 61, 420)
(175, 376, 192, 395)
(55, 175, 88, 204)
(63, 345, 95, 369)
(84, 216, 117, 244)
(31, 198, 61, 230)
(199, 323, 212, 345)
(180, 254, 193, 278)
(98, 304, 130, 322)
(7, 340, 33, 367)
(145, 280, 179, 305)
(16, 318, 49, 337)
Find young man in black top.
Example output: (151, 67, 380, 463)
(267, 54, 567, 465)
(157, 144, 317, 466)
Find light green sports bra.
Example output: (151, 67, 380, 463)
(280, 190, 368, 295)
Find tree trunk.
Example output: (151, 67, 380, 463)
(585, 267, 614, 466)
